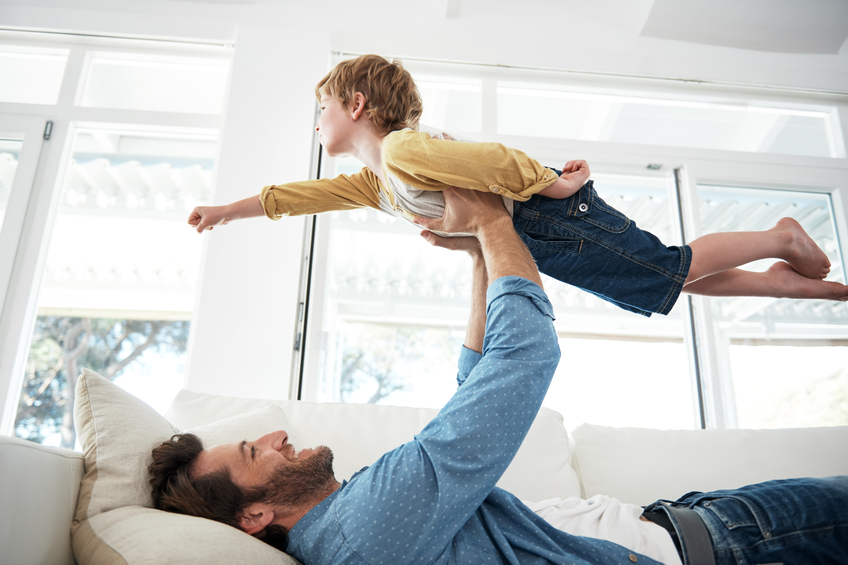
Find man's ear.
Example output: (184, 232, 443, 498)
(238, 502, 275, 536)
(350, 92, 367, 120)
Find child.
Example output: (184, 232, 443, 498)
(189, 55, 848, 316)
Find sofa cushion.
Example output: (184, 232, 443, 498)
(71, 368, 299, 565)
(572, 423, 848, 506)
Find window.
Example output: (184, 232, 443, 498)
(695, 185, 848, 429)
(0, 32, 230, 447)
(300, 55, 848, 431)
(0, 44, 68, 105)
(79, 52, 230, 114)
(0, 138, 22, 231)
(498, 81, 842, 158)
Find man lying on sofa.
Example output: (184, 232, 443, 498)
(149, 187, 848, 565)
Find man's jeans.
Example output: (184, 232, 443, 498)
(667, 476, 848, 564)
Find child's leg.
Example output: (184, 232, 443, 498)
(683, 262, 848, 301)
(685, 217, 831, 283)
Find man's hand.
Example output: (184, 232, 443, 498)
(420, 230, 481, 256)
(417, 188, 542, 288)
(415, 188, 509, 236)
(188, 205, 229, 233)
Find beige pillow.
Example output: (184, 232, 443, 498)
(71, 368, 300, 565)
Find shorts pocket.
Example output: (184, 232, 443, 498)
(520, 232, 583, 255)
(579, 191, 630, 234)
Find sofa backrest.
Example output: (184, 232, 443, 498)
(0, 435, 84, 565)
(573, 423, 848, 505)
(167, 389, 584, 502)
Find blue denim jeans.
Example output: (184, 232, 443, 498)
(512, 180, 692, 316)
(667, 476, 848, 564)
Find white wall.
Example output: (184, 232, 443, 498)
(183, 25, 329, 398)
(2, 0, 846, 399)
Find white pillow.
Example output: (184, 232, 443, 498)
(71, 368, 300, 565)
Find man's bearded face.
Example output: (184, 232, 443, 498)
(256, 445, 336, 509)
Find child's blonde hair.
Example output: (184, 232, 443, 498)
(315, 55, 423, 133)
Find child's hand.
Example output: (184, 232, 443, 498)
(188, 205, 228, 233)
(559, 159, 590, 191)
(538, 159, 590, 199)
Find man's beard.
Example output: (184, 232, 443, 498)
(258, 446, 337, 509)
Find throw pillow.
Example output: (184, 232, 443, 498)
(71, 368, 299, 565)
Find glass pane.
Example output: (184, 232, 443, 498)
(498, 82, 840, 158)
(0, 45, 68, 105)
(14, 127, 218, 448)
(312, 160, 698, 428)
(0, 137, 23, 232)
(540, 173, 695, 429)
(417, 76, 482, 133)
(696, 185, 848, 428)
(80, 52, 229, 114)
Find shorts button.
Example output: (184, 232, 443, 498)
(629, 554, 638, 562)
(491, 187, 500, 193)
(704, 502, 711, 507)
(578, 203, 589, 212)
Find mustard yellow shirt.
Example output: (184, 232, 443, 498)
(259, 129, 558, 223)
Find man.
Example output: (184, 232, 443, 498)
(150, 188, 848, 565)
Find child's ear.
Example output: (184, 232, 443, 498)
(350, 92, 367, 120)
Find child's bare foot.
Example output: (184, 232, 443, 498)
(766, 261, 848, 301)
(775, 217, 831, 279)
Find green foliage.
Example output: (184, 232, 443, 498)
(15, 315, 190, 447)
(339, 323, 461, 404)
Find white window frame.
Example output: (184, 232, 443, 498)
(0, 30, 232, 436)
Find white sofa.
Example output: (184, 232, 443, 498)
(3, 376, 848, 565)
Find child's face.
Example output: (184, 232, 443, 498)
(316, 93, 355, 156)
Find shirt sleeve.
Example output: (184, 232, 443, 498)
(333, 276, 561, 563)
(382, 129, 559, 202)
(259, 168, 383, 219)
(455, 346, 483, 387)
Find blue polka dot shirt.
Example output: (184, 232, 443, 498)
(286, 277, 661, 564)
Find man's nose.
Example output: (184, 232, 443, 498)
(258, 430, 288, 450)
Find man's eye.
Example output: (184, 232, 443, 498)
(251, 445, 256, 459)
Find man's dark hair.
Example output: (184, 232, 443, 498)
(148, 433, 289, 551)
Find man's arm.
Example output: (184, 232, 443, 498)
(335, 188, 560, 563)
(420, 231, 486, 353)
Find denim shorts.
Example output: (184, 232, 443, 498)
(512, 180, 692, 317)
(668, 476, 848, 565)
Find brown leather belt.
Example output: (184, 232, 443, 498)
(642, 501, 715, 565)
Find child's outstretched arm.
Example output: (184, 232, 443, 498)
(537, 159, 590, 199)
(188, 195, 265, 233)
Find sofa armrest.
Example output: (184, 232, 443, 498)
(0, 435, 84, 565)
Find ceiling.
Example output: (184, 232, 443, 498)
(641, 0, 848, 54)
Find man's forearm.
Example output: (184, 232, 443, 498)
(476, 215, 543, 289)
(464, 251, 488, 353)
